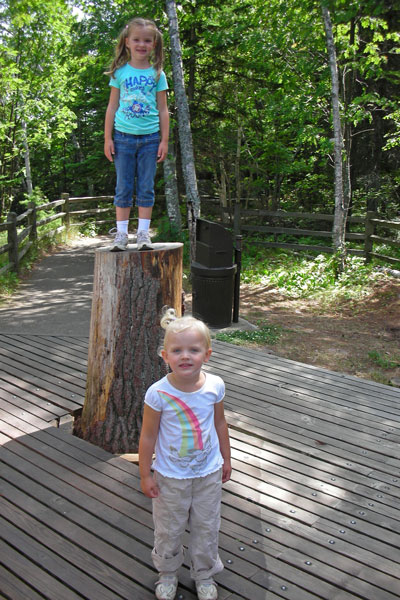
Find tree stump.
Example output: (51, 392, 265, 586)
(74, 243, 183, 453)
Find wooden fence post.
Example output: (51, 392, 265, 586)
(28, 201, 37, 242)
(61, 193, 70, 234)
(74, 242, 183, 454)
(365, 210, 376, 263)
(7, 212, 19, 274)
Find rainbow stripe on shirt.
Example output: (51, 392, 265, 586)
(157, 390, 203, 457)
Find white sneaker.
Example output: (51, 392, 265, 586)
(155, 574, 178, 600)
(137, 229, 153, 251)
(109, 228, 128, 252)
(196, 579, 218, 600)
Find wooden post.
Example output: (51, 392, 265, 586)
(74, 243, 183, 454)
(7, 212, 19, 274)
(28, 201, 37, 242)
(61, 193, 70, 233)
(365, 211, 376, 263)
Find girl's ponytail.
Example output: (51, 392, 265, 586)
(152, 28, 164, 82)
(160, 307, 177, 330)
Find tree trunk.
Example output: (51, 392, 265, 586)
(21, 120, 33, 196)
(74, 243, 183, 453)
(166, 0, 201, 262)
(219, 158, 230, 224)
(322, 4, 347, 270)
(163, 140, 182, 232)
(235, 125, 243, 207)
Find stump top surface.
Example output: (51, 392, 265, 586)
(97, 242, 183, 254)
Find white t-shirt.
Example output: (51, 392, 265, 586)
(109, 64, 168, 135)
(145, 372, 225, 479)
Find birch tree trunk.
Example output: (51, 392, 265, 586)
(166, 0, 201, 262)
(163, 140, 182, 232)
(21, 120, 33, 196)
(322, 4, 347, 271)
(219, 158, 230, 224)
(235, 125, 243, 207)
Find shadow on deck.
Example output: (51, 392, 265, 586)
(1, 333, 400, 600)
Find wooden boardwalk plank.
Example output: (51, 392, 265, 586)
(211, 359, 400, 425)
(211, 346, 400, 409)
(2, 333, 400, 599)
(1, 498, 155, 600)
(223, 378, 400, 439)
(17, 426, 400, 595)
(213, 342, 400, 399)
(1, 432, 269, 599)
(1, 334, 89, 371)
(0, 564, 46, 600)
(0, 391, 62, 424)
(0, 539, 83, 600)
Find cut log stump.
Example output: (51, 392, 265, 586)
(74, 243, 183, 453)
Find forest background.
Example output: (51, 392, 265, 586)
(1, 0, 399, 385)
(1, 0, 399, 224)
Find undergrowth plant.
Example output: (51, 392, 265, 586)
(241, 243, 388, 302)
(216, 323, 282, 347)
(0, 271, 19, 299)
(153, 216, 190, 266)
(368, 350, 400, 370)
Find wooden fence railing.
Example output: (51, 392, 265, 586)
(232, 204, 400, 266)
(0, 194, 115, 276)
(0, 194, 399, 275)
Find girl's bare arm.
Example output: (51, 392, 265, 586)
(156, 90, 169, 162)
(104, 87, 120, 162)
(138, 404, 161, 497)
(214, 401, 232, 483)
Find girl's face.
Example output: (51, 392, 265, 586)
(162, 328, 212, 383)
(125, 26, 156, 64)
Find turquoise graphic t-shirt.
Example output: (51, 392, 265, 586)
(145, 373, 225, 479)
(109, 64, 168, 135)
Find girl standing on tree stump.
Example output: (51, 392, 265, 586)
(104, 18, 169, 251)
(139, 312, 232, 600)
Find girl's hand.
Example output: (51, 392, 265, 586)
(157, 139, 168, 163)
(104, 139, 115, 162)
(141, 474, 160, 498)
(222, 459, 232, 483)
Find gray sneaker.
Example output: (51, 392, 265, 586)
(196, 579, 218, 600)
(155, 575, 178, 600)
(109, 228, 128, 252)
(137, 229, 153, 251)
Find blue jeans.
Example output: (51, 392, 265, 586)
(113, 130, 159, 208)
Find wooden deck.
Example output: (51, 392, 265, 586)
(1, 333, 400, 599)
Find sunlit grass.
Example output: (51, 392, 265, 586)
(216, 323, 282, 346)
(241, 242, 389, 302)
(368, 350, 400, 370)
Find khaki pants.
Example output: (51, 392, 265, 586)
(151, 468, 224, 581)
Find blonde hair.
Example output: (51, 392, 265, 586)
(160, 308, 212, 351)
(105, 18, 164, 80)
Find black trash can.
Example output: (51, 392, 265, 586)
(191, 219, 236, 328)
(191, 262, 237, 328)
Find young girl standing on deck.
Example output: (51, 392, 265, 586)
(104, 18, 169, 251)
(139, 313, 231, 600)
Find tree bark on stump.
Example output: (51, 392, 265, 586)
(74, 243, 183, 453)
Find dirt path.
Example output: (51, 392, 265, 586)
(238, 279, 400, 386)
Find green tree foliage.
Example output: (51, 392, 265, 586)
(0, 0, 77, 216)
(0, 0, 398, 221)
